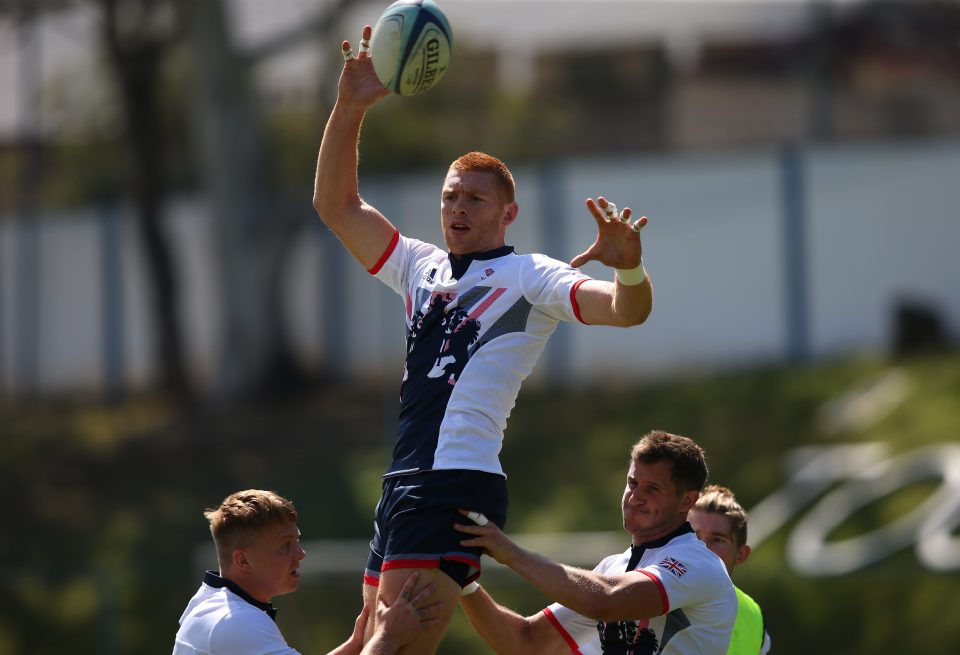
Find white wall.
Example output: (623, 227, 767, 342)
(2, 139, 958, 395)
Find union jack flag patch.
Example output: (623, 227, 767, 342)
(659, 557, 687, 578)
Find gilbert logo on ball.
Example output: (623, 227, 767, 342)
(370, 0, 453, 96)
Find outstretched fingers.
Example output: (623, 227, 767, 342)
(572, 196, 648, 268)
(585, 197, 608, 228)
(342, 26, 373, 61)
(358, 25, 372, 58)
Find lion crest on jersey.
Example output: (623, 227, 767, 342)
(406, 291, 481, 387)
(596, 618, 659, 654)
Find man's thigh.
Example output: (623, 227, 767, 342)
(362, 470, 508, 652)
(366, 568, 461, 655)
(372, 470, 508, 583)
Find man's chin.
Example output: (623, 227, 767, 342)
(445, 240, 470, 256)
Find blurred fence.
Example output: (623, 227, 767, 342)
(1, 138, 959, 398)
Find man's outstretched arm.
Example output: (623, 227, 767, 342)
(458, 585, 571, 655)
(571, 197, 652, 327)
(456, 513, 666, 623)
(313, 25, 397, 271)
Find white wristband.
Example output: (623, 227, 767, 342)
(461, 581, 480, 596)
(615, 261, 646, 286)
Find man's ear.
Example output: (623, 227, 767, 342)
(680, 489, 700, 514)
(502, 201, 519, 227)
(232, 548, 252, 572)
(735, 544, 752, 568)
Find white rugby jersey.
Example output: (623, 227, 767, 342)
(173, 572, 298, 655)
(544, 524, 736, 655)
(370, 231, 590, 477)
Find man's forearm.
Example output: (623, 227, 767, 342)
(501, 546, 620, 620)
(460, 586, 537, 655)
(313, 102, 365, 219)
(612, 274, 652, 326)
(501, 546, 664, 622)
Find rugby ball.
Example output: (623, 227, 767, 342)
(370, 0, 453, 96)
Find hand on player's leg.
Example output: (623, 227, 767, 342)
(455, 510, 519, 566)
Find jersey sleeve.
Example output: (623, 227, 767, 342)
(521, 254, 592, 324)
(370, 232, 444, 298)
(637, 549, 731, 616)
(542, 603, 597, 653)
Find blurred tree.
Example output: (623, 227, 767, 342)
(177, 0, 293, 398)
(100, 0, 192, 401)
(175, 0, 354, 398)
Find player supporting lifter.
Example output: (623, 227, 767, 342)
(455, 431, 737, 654)
(313, 25, 653, 654)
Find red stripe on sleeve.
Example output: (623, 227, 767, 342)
(543, 607, 584, 654)
(636, 569, 670, 614)
(570, 278, 590, 325)
(368, 229, 401, 275)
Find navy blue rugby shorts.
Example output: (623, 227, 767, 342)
(364, 469, 508, 588)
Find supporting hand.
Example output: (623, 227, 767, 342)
(455, 510, 520, 566)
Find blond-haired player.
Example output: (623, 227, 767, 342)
(689, 485, 772, 655)
(173, 489, 439, 655)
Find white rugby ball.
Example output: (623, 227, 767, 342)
(370, 0, 453, 96)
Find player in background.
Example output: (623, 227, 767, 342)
(455, 431, 736, 654)
(173, 489, 440, 655)
(313, 24, 654, 655)
(689, 485, 772, 655)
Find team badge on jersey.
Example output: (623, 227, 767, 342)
(596, 617, 658, 654)
(659, 557, 687, 578)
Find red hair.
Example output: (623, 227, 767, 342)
(449, 151, 516, 203)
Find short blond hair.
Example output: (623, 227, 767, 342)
(204, 489, 298, 565)
(693, 484, 749, 547)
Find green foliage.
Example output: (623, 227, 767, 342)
(2, 351, 959, 653)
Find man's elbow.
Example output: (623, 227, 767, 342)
(312, 190, 333, 219)
(312, 191, 348, 227)
(514, 623, 543, 653)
